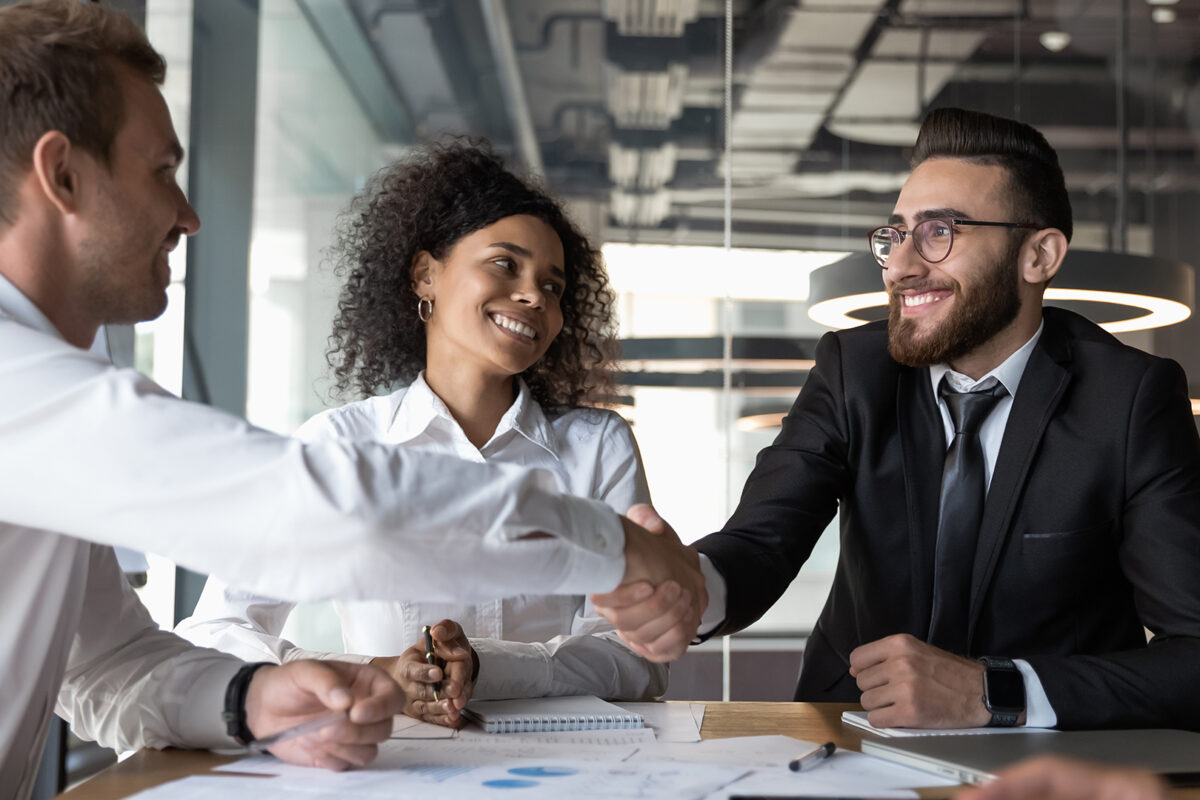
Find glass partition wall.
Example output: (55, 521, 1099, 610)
(132, 0, 1200, 699)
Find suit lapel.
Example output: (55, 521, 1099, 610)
(897, 366, 944, 633)
(966, 324, 1072, 644)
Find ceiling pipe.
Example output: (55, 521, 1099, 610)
(1115, 0, 1130, 253)
(479, 0, 544, 177)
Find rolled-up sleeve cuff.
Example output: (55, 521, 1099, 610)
(546, 495, 625, 595)
(1014, 659, 1058, 728)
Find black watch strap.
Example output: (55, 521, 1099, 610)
(223, 662, 271, 745)
(978, 656, 1024, 728)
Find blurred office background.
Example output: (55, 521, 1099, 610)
(23, 0, 1200, 792)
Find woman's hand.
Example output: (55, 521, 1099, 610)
(371, 619, 476, 728)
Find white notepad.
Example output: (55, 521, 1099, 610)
(843, 709, 1055, 737)
(463, 695, 644, 734)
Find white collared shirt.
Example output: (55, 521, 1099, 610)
(927, 322, 1043, 491)
(698, 324, 1056, 727)
(178, 375, 666, 701)
(0, 273, 628, 798)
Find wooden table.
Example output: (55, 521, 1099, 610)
(55, 702, 1196, 799)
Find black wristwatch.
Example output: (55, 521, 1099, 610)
(978, 656, 1025, 727)
(223, 662, 271, 745)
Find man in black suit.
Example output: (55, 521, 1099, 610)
(593, 107, 1200, 731)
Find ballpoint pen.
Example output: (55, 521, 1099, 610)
(788, 741, 836, 772)
(248, 709, 348, 753)
(422, 624, 442, 701)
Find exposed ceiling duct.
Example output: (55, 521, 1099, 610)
(603, 0, 700, 37)
(319, 0, 1200, 251)
(604, 62, 690, 129)
(731, 5, 881, 163)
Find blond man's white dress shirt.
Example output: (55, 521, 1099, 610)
(0, 274, 628, 799)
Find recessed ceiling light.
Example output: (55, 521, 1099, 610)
(1039, 31, 1071, 52)
(1146, 0, 1179, 6)
(1152, 7, 1177, 22)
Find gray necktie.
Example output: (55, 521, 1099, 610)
(927, 377, 1007, 654)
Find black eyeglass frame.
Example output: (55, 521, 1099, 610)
(868, 218, 1040, 268)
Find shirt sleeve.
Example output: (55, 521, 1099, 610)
(174, 577, 367, 665)
(471, 413, 666, 701)
(590, 411, 653, 512)
(470, 624, 668, 701)
(56, 544, 243, 752)
(696, 554, 728, 636)
(1014, 659, 1058, 728)
(0, 328, 625, 603)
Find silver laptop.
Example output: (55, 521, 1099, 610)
(861, 729, 1200, 786)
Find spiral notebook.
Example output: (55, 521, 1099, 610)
(462, 695, 644, 734)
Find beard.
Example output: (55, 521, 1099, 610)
(887, 239, 1023, 367)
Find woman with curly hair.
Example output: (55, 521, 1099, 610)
(178, 139, 666, 727)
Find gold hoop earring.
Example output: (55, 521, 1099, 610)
(417, 297, 434, 323)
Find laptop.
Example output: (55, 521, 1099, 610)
(861, 729, 1200, 786)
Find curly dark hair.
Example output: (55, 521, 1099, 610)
(326, 138, 617, 411)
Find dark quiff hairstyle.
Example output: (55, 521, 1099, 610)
(911, 107, 1073, 243)
(0, 0, 165, 225)
(327, 138, 618, 410)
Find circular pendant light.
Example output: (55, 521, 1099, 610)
(808, 250, 1193, 333)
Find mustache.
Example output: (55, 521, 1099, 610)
(888, 279, 958, 299)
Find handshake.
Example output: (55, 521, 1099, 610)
(590, 504, 708, 663)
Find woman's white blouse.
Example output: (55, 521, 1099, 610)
(177, 375, 666, 700)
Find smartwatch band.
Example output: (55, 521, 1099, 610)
(223, 662, 272, 745)
(978, 656, 1024, 728)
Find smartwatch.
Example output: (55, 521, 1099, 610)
(978, 656, 1025, 727)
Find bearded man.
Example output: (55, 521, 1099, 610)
(593, 107, 1200, 731)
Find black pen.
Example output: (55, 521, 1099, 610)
(421, 625, 441, 701)
(789, 741, 836, 772)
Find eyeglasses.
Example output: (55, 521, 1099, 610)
(868, 218, 1039, 268)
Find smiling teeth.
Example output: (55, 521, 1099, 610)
(492, 314, 536, 339)
(903, 293, 944, 307)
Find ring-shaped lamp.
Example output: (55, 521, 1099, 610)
(808, 250, 1194, 333)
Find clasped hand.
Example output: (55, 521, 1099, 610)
(850, 633, 996, 728)
(590, 504, 707, 663)
(372, 619, 476, 728)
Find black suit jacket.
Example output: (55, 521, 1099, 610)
(695, 307, 1200, 729)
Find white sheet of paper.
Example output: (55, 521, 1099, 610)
(711, 771, 920, 800)
(391, 714, 457, 738)
(629, 735, 815, 768)
(123, 775, 338, 799)
(219, 740, 746, 800)
(215, 737, 643, 779)
(690, 703, 706, 729)
(615, 701, 702, 742)
(842, 710, 1059, 738)
(705, 749, 958, 799)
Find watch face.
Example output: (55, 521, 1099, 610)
(985, 666, 1025, 712)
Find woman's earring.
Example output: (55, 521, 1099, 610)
(417, 297, 434, 323)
